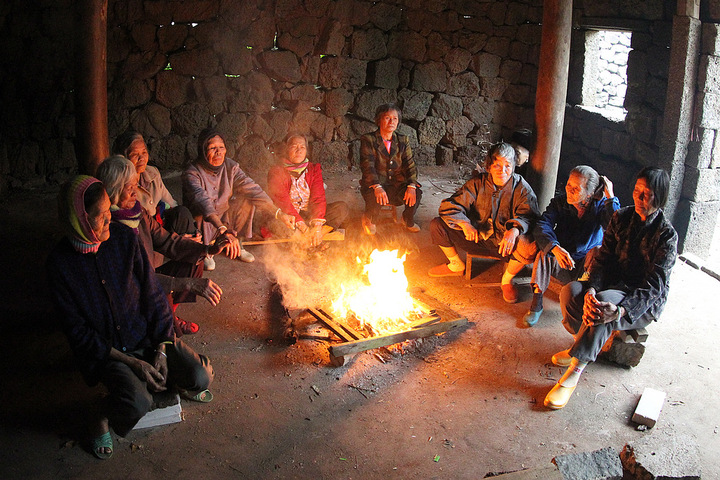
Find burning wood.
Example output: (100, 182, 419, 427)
(298, 249, 468, 365)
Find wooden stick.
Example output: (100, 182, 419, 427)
(243, 229, 345, 246)
(329, 317, 468, 357)
(307, 308, 364, 342)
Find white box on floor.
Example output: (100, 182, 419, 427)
(133, 393, 182, 430)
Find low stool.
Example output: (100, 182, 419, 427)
(465, 253, 501, 280)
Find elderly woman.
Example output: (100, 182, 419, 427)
(428, 142, 539, 303)
(359, 103, 422, 235)
(97, 155, 228, 336)
(522, 166, 620, 327)
(183, 127, 295, 267)
(267, 133, 349, 247)
(544, 167, 677, 410)
(112, 131, 196, 238)
(46, 176, 214, 459)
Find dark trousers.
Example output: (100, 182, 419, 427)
(531, 250, 585, 294)
(100, 338, 213, 437)
(162, 205, 197, 236)
(362, 184, 422, 227)
(429, 217, 536, 264)
(560, 281, 654, 363)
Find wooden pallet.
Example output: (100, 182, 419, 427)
(305, 291, 468, 366)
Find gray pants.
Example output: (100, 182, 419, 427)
(531, 250, 585, 294)
(100, 338, 214, 437)
(560, 281, 653, 363)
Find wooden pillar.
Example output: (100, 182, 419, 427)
(75, 0, 109, 176)
(529, 0, 573, 210)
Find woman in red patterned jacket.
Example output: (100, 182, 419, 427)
(267, 134, 349, 247)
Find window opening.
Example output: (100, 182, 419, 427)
(582, 30, 631, 120)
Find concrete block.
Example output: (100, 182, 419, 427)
(621, 430, 701, 479)
(632, 387, 666, 428)
(675, 199, 720, 257)
(629, 328, 649, 343)
(682, 166, 720, 202)
(553, 446, 623, 480)
(701, 23, 720, 55)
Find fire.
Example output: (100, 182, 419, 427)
(331, 249, 421, 334)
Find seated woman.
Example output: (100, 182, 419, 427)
(428, 142, 539, 303)
(267, 133, 349, 247)
(97, 155, 229, 336)
(522, 166, 620, 327)
(544, 167, 678, 410)
(359, 103, 422, 235)
(183, 127, 295, 267)
(112, 131, 196, 240)
(46, 176, 214, 459)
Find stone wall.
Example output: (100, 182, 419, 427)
(675, 22, 720, 257)
(0, 0, 547, 192)
(594, 30, 630, 113)
(561, 2, 673, 204)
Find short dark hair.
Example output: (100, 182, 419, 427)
(511, 128, 533, 151)
(374, 103, 402, 125)
(636, 167, 670, 209)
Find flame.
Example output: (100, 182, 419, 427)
(331, 249, 420, 334)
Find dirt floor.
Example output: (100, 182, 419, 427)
(1, 165, 718, 479)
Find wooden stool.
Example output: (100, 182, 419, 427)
(465, 253, 500, 280)
(379, 204, 400, 224)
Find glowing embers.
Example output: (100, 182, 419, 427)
(331, 249, 422, 335)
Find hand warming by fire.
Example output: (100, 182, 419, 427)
(331, 249, 422, 335)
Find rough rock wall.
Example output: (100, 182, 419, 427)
(0, 0, 545, 192)
(104, 0, 544, 181)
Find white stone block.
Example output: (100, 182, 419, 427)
(632, 387, 666, 428)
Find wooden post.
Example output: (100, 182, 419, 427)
(75, 0, 109, 176)
(529, 0, 573, 211)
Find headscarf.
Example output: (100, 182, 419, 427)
(284, 158, 309, 177)
(110, 200, 143, 233)
(196, 127, 225, 174)
(58, 175, 103, 254)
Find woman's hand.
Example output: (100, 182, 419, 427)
(459, 222, 479, 243)
(279, 212, 296, 230)
(403, 187, 416, 207)
(310, 224, 324, 247)
(374, 186, 389, 206)
(601, 175, 615, 198)
(221, 232, 241, 259)
(188, 278, 223, 306)
(130, 357, 167, 392)
(498, 227, 520, 257)
(295, 221, 309, 234)
(552, 245, 575, 270)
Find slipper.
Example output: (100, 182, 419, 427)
(182, 389, 213, 403)
(175, 318, 199, 335)
(522, 308, 543, 327)
(501, 283, 518, 303)
(428, 263, 463, 277)
(551, 349, 572, 367)
(544, 382, 577, 410)
(91, 431, 113, 460)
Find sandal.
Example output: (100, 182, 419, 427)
(91, 431, 113, 460)
(182, 389, 213, 403)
